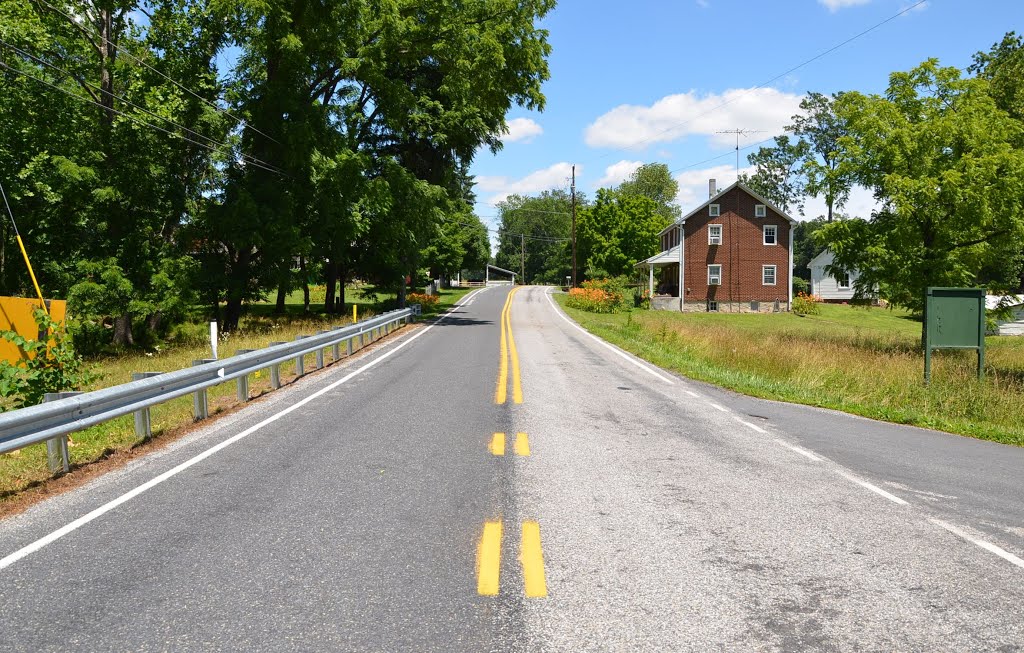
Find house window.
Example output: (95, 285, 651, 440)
(707, 300, 719, 312)
(763, 224, 777, 246)
(750, 301, 760, 312)
(708, 224, 722, 245)
(708, 264, 722, 286)
(709, 203, 720, 217)
(755, 204, 766, 218)
(836, 272, 850, 289)
(763, 265, 777, 286)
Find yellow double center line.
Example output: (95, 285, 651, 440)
(495, 287, 523, 405)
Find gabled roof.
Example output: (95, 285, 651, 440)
(634, 244, 681, 268)
(808, 249, 834, 268)
(659, 180, 798, 237)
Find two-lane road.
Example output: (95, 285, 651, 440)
(0, 285, 1021, 651)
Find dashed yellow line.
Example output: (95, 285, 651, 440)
(477, 521, 503, 596)
(520, 521, 548, 598)
(514, 432, 530, 456)
(488, 432, 506, 456)
(495, 287, 523, 404)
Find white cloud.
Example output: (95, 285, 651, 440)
(477, 162, 577, 205)
(595, 160, 643, 189)
(673, 165, 753, 209)
(818, 0, 872, 11)
(584, 88, 804, 150)
(503, 117, 543, 143)
(696, 0, 709, 7)
(804, 185, 879, 220)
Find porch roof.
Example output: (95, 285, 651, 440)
(635, 245, 680, 268)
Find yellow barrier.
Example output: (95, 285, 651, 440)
(0, 297, 66, 363)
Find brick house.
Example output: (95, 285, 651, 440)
(637, 179, 795, 312)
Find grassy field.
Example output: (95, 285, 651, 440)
(0, 286, 472, 503)
(557, 297, 1024, 446)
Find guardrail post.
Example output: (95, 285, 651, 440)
(295, 336, 309, 376)
(131, 372, 163, 440)
(346, 336, 353, 356)
(192, 359, 216, 420)
(330, 328, 342, 361)
(315, 331, 329, 369)
(234, 349, 257, 401)
(268, 343, 285, 388)
(43, 391, 82, 474)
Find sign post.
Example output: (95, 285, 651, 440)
(924, 287, 985, 384)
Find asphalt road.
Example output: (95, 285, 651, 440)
(0, 285, 1022, 651)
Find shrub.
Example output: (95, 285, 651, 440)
(407, 292, 440, 306)
(0, 309, 94, 409)
(792, 277, 810, 295)
(792, 292, 821, 316)
(566, 278, 629, 313)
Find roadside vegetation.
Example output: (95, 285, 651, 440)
(0, 287, 470, 504)
(558, 296, 1024, 447)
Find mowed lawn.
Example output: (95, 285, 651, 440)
(557, 298, 1024, 446)
(0, 287, 472, 504)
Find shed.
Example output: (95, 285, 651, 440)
(986, 295, 1024, 336)
(809, 249, 858, 302)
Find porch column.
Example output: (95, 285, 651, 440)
(648, 264, 654, 299)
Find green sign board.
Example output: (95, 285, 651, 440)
(924, 287, 985, 383)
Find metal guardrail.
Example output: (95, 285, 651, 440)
(0, 306, 420, 468)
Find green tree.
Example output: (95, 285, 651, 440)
(739, 135, 810, 214)
(577, 189, 668, 279)
(617, 162, 680, 223)
(789, 92, 854, 223)
(495, 190, 575, 284)
(818, 60, 1024, 324)
(970, 32, 1024, 124)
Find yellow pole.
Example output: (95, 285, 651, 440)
(353, 304, 357, 324)
(16, 235, 47, 315)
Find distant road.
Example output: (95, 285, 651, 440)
(0, 285, 1021, 651)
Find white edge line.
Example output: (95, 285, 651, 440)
(684, 390, 700, 398)
(0, 288, 485, 572)
(931, 519, 1024, 569)
(772, 438, 821, 462)
(838, 472, 909, 505)
(709, 403, 728, 412)
(736, 418, 767, 434)
(544, 289, 675, 385)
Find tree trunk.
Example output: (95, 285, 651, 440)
(339, 267, 346, 310)
(324, 259, 338, 314)
(300, 255, 310, 313)
(275, 283, 287, 314)
(113, 314, 134, 347)
(146, 311, 162, 336)
(223, 296, 243, 332)
(398, 274, 407, 308)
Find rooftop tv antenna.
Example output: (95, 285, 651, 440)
(716, 128, 764, 177)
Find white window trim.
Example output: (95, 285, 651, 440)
(708, 264, 722, 286)
(755, 204, 766, 218)
(708, 224, 722, 245)
(763, 224, 778, 246)
(762, 265, 777, 286)
(837, 273, 851, 290)
(709, 203, 720, 217)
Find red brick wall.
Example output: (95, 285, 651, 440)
(681, 187, 791, 304)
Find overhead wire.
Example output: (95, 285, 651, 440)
(0, 60, 290, 178)
(33, 0, 282, 147)
(584, 0, 929, 164)
(0, 38, 289, 176)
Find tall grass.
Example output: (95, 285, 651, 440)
(562, 301, 1024, 446)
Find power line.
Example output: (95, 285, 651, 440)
(0, 38, 288, 176)
(0, 61, 289, 178)
(33, 0, 282, 147)
(586, 0, 928, 162)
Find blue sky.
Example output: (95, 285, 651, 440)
(472, 0, 1024, 235)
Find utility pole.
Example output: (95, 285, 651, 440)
(520, 233, 525, 283)
(571, 164, 577, 288)
(715, 128, 763, 177)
